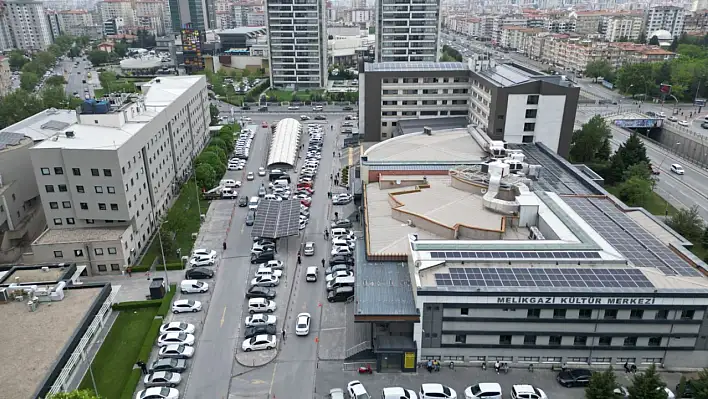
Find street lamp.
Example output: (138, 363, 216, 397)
(156, 220, 170, 292)
(659, 142, 681, 169)
(668, 94, 679, 115)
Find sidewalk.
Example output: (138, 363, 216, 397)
(81, 270, 186, 303)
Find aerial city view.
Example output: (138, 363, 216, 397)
(3, 0, 708, 398)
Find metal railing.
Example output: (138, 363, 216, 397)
(344, 341, 372, 359)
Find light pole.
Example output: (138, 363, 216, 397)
(88, 362, 99, 397)
(668, 94, 679, 115)
(659, 142, 681, 170)
(157, 221, 170, 291)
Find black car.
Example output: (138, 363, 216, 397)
(557, 369, 592, 387)
(329, 255, 354, 266)
(326, 264, 352, 275)
(238, 196, 248, 207)
(258, 106, 268, 112)
(244, 324, 277, 339)
(242, 105, 251, 110)
(149, 358, 187, 373)
(342, 106, 353, 111)
(246, 286, 276, 299)
(251, 250, 275, 264)
(314, 115, 327, 120)
(185, 267, 214, 279)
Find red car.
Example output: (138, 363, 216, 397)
(261, 121, 268, 128)
(297, 187, 314, 195)
(297, 182, 313, 189)
(300, 199, 312, 207)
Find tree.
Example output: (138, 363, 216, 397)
(683, 368, 708, 399)
(617, 176, 653, 207)
(34, 51, 55, 70)
(636, 31, 647, 44)
(649, 35, 660, 46)
(668, 206, 704, 241)
(210, 104, 220, 125)
(585, 60, 612, 82)
(195, 163, 217, 190)
(20, 72, 39, 91)
(87, 50, 110, 66)
(569, 115, 612, 163)
(114, 39, 129, 57)
(669, 37, 679, 52)
(606, 134, 650, 185)
(0, 89, 45, 128)
(627, 364, 666, 399)
(585, 367, 621, 399)
(45, 75, 67, 86)
(8, 49, 28, 70)
(702, 227, 708, 249)
(47, 390, 100, 399)
(99, 70, 118, 92)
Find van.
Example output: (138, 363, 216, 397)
(273, 179, 289, 187)
(248, 197, 260, 210)
(326, 276, 356, 291)
(180, 280, 209, 294)
(221, 179, 238, 188)
(327, 286, 354, 302)
(331, 228, 350, 238)
(248, 297, 276, 314)
(305, 266, 318, 282)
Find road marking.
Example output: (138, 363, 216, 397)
(220, 306, 227, 327)
(319, 327, 345, 331)
(268, 363, 278, 396)
(348, 147, 353, 166)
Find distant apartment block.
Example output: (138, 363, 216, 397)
(644, 6, 686, 40)
(57, 10, 95, 37)
(604, 15, 644, 42)
(375, 0, 441, 62)
(684, 10, 708, 36)
(0, 0, 54, 51)
(0, 56, 10, 97)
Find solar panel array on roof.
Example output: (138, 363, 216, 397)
(369, 62, 468, 72)
(0, 132, 25, 150)
(40, 120, 71, 131)
(564, 196, 701, 277)
(428, 251, 602, 260)
(509, 144, 590, 195)
(250, 200, 301, 238)
(434, 267, 654, 288)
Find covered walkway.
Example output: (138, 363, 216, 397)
(267, 118, 302, 168)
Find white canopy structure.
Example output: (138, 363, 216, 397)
(267, 118, 302, 168)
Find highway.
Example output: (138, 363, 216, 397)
(55, 57, 98, 99)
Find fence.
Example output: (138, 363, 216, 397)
(344, 341, 372, 359)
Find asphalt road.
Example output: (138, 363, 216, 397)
(56, 58, 98, 98)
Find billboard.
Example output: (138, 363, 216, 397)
(660, 83, 672, 95)
(181, 28, 205, 72)
(614, 119, 659, 129)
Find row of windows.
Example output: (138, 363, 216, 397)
(54, 246, 118, 258)
(381, 77, 469, 84)
(455, 334, 664, 347)
(40, 167, 112, 177)
(459, 307, 697, 320)
(383, 88, 469, 95)
(420, 355, 663, 365)
(45, 184, 116, 194)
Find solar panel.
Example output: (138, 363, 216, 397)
(250, 200, 300, 239)
(564, 197, 701, 277)
(0, 132, 25, 150)
(428, 251, 602, 260)
(509, 144, 591, 195)
(434, 267, 654, 288)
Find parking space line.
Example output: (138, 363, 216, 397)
(220, 306, 227, 327)
(268, 362, 279, 397)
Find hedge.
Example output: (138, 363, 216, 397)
(112, 300, 161, 311)
(138, 319, 164, 362)
(119, 369, 143, 399)
(157, 284, 177, 317)
(131, 262, 186, 274)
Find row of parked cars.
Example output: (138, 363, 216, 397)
(336, 380, 555, 399)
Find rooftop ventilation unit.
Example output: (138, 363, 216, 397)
(423, 126, 432, 136)
(65, 131, 75, 138)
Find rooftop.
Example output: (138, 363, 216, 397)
(5, 267, 65, 283)
(0, 108, 77, 142)
(364, 62, 469, 73)
(33, 227, 127, 245)
(0, 286, 103, 399)
(216, 27, 266, 36)
(364, 128, 486, 164)
(354, 245, 417, 318)
(478, 63, 564, 88)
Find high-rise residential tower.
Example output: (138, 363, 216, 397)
(375, 0, 441, 62)
(643, 5, 685, 40)
(266, 0, 328, 89)
(0, 0, 54, 51)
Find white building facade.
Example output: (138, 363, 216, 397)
(0, 0, 54, 51)
(604, 15, 643, 42)
(644, 6, 686, 40)
(57, 10, 95, 37)
(375, 0, 441, 62)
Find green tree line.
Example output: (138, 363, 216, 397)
(440, 45, 463, 62)
(585, 365, 708, 399)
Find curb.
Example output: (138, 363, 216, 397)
(235, 349, 278, 368)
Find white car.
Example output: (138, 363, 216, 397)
(295, 312, 311, 335)
(347, 380, 371, 399)
(251, 274, 280, 287)
(192, 249, 216, 259)
(258, 167, 266, 176)
(420, 383, 457, 399)
(288, 106, 300, 110)
(256, 267, 283, 278)
(464, 383, 502, 399)
(135, 387, 179, 399)
(227, 163, 239, 171)
(157, 332, 196, 347)
(383, 387, 418, 399)
(510, 384, 547, 399)
(172, 299, 202, 314)
(678, 120, 689, 127)
(326, 270, 354, 282)
(158, 344, 195, 359)
(247, 172, 255, 180)
(261, 260, 284, 269)
(671, 163, 685, 175)
(331, 246, 353, 256)
(299, 220, 308, 230)
(304, 241, 315, 256)
(242, 334, 277, 352)
(160, 322, 195, 335)
(245, 313, 277, 327)
(189, 256, 214, 267)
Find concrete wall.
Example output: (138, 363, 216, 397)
(378, 178, 428, 190)
(367, 169, 448, 182)
(653, 124, 708, 167)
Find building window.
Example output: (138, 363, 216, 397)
(460, 308, 469, 315)
(54, 167, 64, 175)
(604, 309, 618, 320)
(579, 309, 592, 319)
(655, 309, 669, 320)
(642, 357, 663, 364)
(53, 218, 62, 225)
(499, 335, 512, 345)
(95, 186, 103, 194)
(72, 168, 81, 176)
(567, 357, 589, 364)
(549, 335, 562, 346)
(573, 336, 587, 346)
(77, 185, 85, 193)
(455, 334, 466, 343)
(62, 201, 71, 209)
(630, 309, 644, 320)
(107, 186, 116, 194)
(382, 122, 387, 127)
(598, 336, 612, 346)
(527, 95, 539, 105)
(80, 202, 88, 210)
(681, 310, 695, 320)
(91, 168, 99, 176)
(527, 309, 540, 318)
(623, 337, 638, 347)
(553, 309, 566, 319)
(525, 109, 538, 118)
(54, 250, 63, 258)
(110, 203, 119, 211)
(522, 135, 534, 143)
(86, 219, 95, 224)
(45, 185, 55, 193)
(58, 184, 67, 192)
(591, 357, 612, 363)
(98, 203, 106, 210)
(544, 357, 562, 363)
(41, 167, 50, 175)
(111, 263, 120, 271)
(50, 202, 59, 209)
(648, 337, 662, 347)
(497, 114, 504, 120)
(74, 249, 83, 256)
(95, 248, 104, 255)
(523, 123, 536, 132)
(97, 264, 107, 272)
(523, 335, 537, 345)
(103, 169, 112, 177)
(66, 218, 75, 225)
(108, 247, 117, 254)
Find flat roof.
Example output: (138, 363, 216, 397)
(364, 62, 469, 73)
(0, 286, 103, 399)
(0, 108, 77, 142)
(33, 227, 127, 245)
(363, 128, 486, 163)
(267, 118, 301, 167)
(5, 267, 65, 283)
(355, 245, 418, 317)
(478, 63, 566, 88)
(217, 27, 266, 36)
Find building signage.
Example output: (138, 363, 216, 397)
(497, 296, 656, 305)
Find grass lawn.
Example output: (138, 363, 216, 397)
(139, 180, 209, 266)
(268, 89, 294, 101)
(79, 308, 158, 398)
(605, 186, 678, 217)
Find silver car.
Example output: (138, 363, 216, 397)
(143, 371, 182, 388)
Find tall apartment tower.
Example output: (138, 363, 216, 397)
(266, 0, 328, 89)
(643, 5, 686, 40)
(169, 0, 212, 31)
(375, 0, 441, 62)
(0, 0, 54, 51)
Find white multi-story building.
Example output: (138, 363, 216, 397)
(491, 14, 526, 44)
(644, 6, 685, 40)
(604, 15, 643, 42)
(375, 0, 441, 62)
(351, 8, 371, 24)
(247, 10, 265, 26)
(0, 0, 54, 51)
(0, 56, 10, 97)
(99, 0, 135, 29)
(29, 76, 210, 276)
(57, 10, 95, 37)
(266, 0, 328, 89)
(135, 0, 167, 35)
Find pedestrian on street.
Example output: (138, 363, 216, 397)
(297, 255, 301, 265)
(127, 266, 132, 277)
(334, 212, 339, 219)
(222, 241, 227, 250)
(282, 329, 286, 340)
(333, 151, 336, 157)
(136, 361, 148, 375)
(330, 173, 333, 180)
(321, 258, 326, 268)
(356, 213, 360, 222)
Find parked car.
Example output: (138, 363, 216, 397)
(244, 324, 277, 339)
(149, 358, 187, 373)
(331, 219, 353, 228)
(158, 344, 195, 359)
(239, 196, 248, 207)
(134, 387, 179, 399)
(160, 322, 195, 335)
(192, 249, 216, 258)
(304, 241, 315, 256)
(420, 383, 457, 399)
(383, 387, 418, 399)
(185, 267, 214, 279)
(245, 313, 277, 327)
(556, 368, 592, 387)
(157, 332, 196, 347)
(347, 381, 371, 399)
(251, 274, 280, 287)
(172, 299, 202, 314)
(189, 256, 214, 267)
(332, 193, 353, 205)
(242, 334, 277, 352)
(245, 286, 276, 299)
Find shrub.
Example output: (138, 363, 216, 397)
(156, 284, 177, 317)
(111, 300, 162, 311)
(137, 319, 163, 362)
